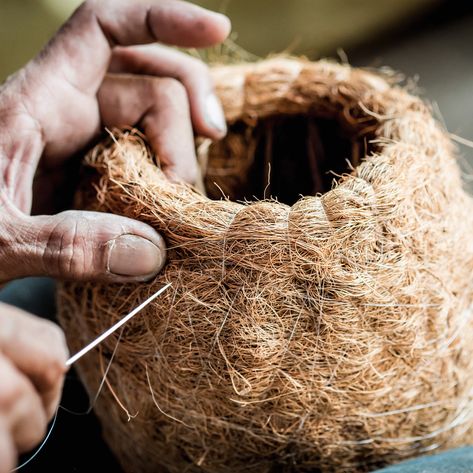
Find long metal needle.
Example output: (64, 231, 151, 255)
(65, 282, 172, 367)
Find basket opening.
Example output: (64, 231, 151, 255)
(204, 114, 373, 205)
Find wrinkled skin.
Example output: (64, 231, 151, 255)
(0, 1, 230, 470)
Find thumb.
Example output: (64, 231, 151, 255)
(2, 211, 166, 282)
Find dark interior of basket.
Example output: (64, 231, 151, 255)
(204, 112, 378, 205)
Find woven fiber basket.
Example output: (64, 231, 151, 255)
(57, 58, 473, 473)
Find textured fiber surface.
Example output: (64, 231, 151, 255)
(58, 58, 473, 472)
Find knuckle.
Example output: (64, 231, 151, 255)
(42, 364, 64, 394)
(41, 212, 89, 279)
(81, 0, 99, 14)
(74, 0, 97, 24)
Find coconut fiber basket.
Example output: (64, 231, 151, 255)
(57, 58, 473, 472)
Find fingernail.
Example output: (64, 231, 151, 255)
(205, 93, 227, 135)
(106, 234, 164, 279)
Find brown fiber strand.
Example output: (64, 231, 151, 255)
(57, 57, 473, 473)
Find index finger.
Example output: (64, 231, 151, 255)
(31, 0, 231, 95)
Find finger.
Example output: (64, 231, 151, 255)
(0, 304, 67, 418)
(0, 211, 166, 283)
(29, 0, 231, 95)
(109, 45, 227, 139)
(0, 356, 47, 453)
(98, 74, 198, 183)
(0, 421, 15, 473)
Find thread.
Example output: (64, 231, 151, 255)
(11, 409, 58, 472)
(66, 283, 172, 366)
(10, 284, 171, 471)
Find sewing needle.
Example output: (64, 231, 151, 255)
(65, 282, 172, 367)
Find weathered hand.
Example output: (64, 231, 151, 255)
(0, 303, 69, 473)
(0, 0, 230, 283)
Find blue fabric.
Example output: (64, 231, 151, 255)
(0, 277, 56, 319)
(374, 447, 473, 472)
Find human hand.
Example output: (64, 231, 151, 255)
(0, 0, 230, 284)
(0, 303, 69, 473)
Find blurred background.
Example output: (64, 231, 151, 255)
(0, 0, 437, 76)
(0, 0, 473, 146)
(2, 0, 473, 151)
(2, 0, 473, 470)
(2, 0, 473, 160)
